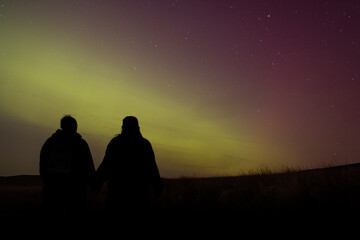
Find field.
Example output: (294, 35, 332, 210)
(1, 163, 360, 224)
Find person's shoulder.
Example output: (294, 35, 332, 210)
(141, 137, 152, 146)
(47, 129, 62, 140)
(74, 133, 87, 144)
(43, 130, 62, 144)
(108, 134, 123, 145)
(78, 137, 89, 147)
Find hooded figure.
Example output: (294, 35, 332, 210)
(95, 116, 162, 217)
(40, 115, 95, 216)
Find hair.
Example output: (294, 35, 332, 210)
(121, 116, 142, 137)
(60, 115, 77, 133)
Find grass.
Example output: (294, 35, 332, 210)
(155, 167, 360, 220)
(2, 163, 360, 221)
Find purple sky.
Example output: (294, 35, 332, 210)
(0, 0, 360, 177)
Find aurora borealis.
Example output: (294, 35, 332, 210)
(1, 0, 360, 177)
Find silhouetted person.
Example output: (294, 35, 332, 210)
(40, 115, 95, 217)
(95, 116, 162, 217)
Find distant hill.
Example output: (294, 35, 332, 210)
(1, 162, 360, 184)
(0, 175, 42, 186)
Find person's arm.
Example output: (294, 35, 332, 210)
(83, 140, 96, 184)
(39, 138, 51, 178)
(94, 139, 115, 190)
(147, 141, 162, 195)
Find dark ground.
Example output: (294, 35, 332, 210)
(1, 164, 360, 229)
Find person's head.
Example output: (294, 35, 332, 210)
(60, 115, 77, 133)
(121, 116, 141, 136)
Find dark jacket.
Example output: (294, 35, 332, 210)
(96, 133, 162, 200)
(40, 129, 95, 187)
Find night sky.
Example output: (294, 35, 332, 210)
(1, 0, 360, 177)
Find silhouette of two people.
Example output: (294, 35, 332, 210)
(40, 115, 162, 217)
(40, 115, 95, 216)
